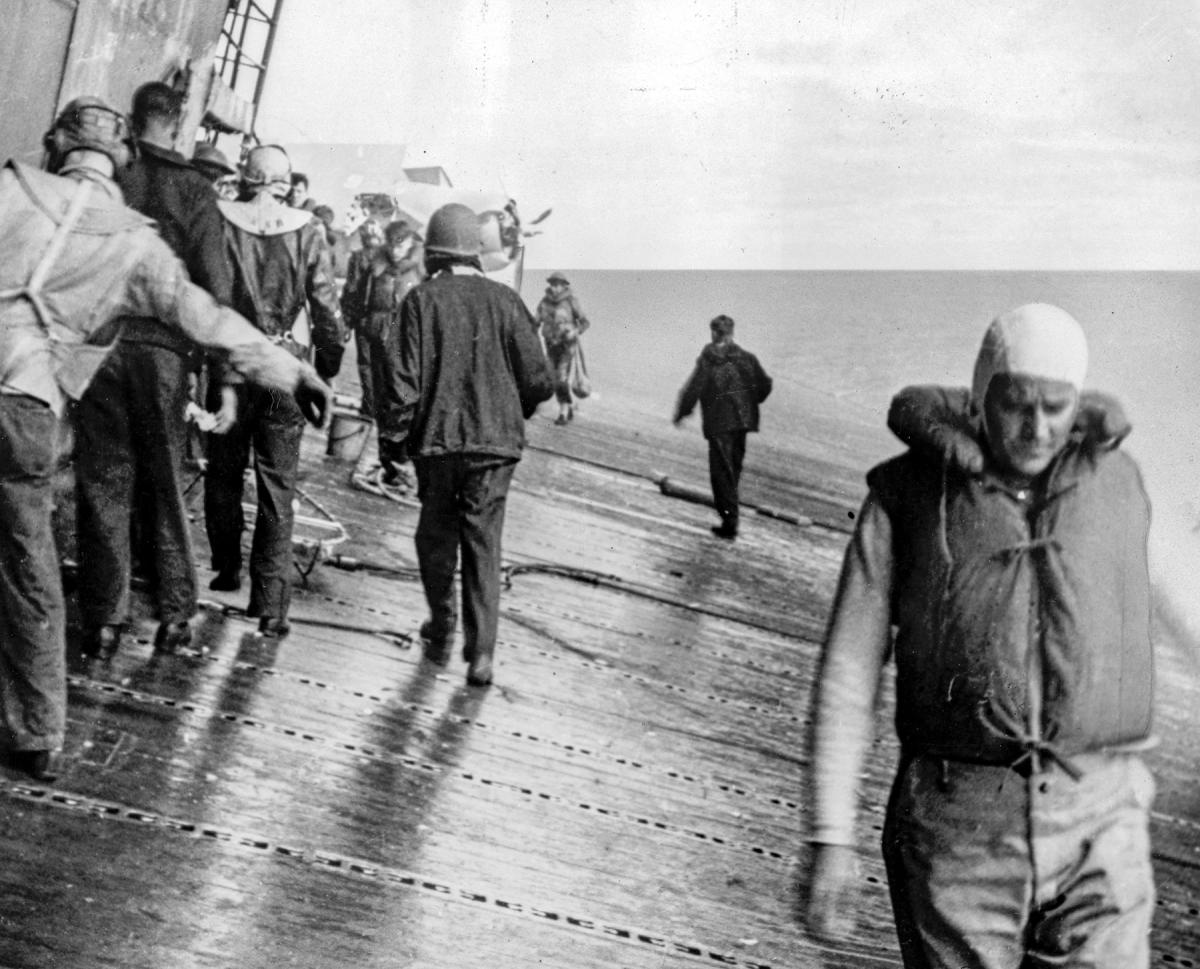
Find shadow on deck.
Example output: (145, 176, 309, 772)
(1, 388, 1197, 968)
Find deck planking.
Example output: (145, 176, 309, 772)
(1, 374, 1197, 968)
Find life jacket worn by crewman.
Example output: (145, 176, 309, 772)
(869, 437, 1154, 770)
(216, 193, 344, 381)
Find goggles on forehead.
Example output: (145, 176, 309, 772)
(62, 103, 130, 140)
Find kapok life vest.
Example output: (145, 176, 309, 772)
(869, 441, 1153, 766)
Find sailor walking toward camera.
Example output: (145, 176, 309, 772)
(803, 304, 1157, 969)
(536, 272, 590, 425)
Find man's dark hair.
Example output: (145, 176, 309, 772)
(291, 172, 309, 189)
(131, 82, 183, 136)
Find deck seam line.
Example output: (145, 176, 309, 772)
(0, 780, 904, 969)
(66, 675, 800, 862)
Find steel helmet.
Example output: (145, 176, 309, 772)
(44, 96, 132, 171)
(424, 203, 481, 257)
(241, 144, 293, 198)
(192, 142, 236, 178)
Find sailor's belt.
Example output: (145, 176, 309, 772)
(907, 741, 1086, 780)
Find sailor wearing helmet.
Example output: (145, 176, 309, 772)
(203, 144, 345, 637)
(0, 99, 331, 782)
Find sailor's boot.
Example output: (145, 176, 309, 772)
(465, 641, 494, 687)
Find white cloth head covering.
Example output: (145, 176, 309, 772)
(971, 303, 1088, 404)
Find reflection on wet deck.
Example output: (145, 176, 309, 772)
(1, 390, 1197, 968)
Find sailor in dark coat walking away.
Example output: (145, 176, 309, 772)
(672, 314, 772, 539)
(376, 203, 553, 686)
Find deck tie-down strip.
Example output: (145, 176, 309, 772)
(68, 675, 796, 863)
(0, 780, 901, 969)
(121, 646, 805, 816)
(238, 592, 815, 729)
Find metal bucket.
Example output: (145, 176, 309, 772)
(325, 408, 370, 461)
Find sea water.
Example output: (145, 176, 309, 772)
(526, 269, 1200, 641)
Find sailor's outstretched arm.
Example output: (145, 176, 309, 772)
(131, 242, 330, 422)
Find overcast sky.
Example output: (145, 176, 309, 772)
(257, 0, 1200, 270)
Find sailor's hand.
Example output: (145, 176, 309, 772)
(1076, 389, 1130, 452)
(887, 385, 984, 474)
(800, 843, 858, 941)
(211, 386, 239, 435)
(294, 366, 332, 428)
(928, 421, 985, 474)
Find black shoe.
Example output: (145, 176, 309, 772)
(466, 654, 494, 687)
(153, 620, 192, 655)
(257, 617, 290, 638)
(82, 625, 122, 661)
(14, 750, 58, 783)
(554, 413, 568, 426)
(209, 569, 241, 592)
(419, 620, 451, 665)
(710, 524, 738, 540)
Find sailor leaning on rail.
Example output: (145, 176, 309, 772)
(0, 97, 331, 783)
(802, 304, 1158, 969)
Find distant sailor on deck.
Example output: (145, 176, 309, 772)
(803, 304, 1157, 968)
(536, 272, 590, 425)
(672, 314, 772, 539)
(342, 218, 386, 418)
(342, 219, 423, 491)
(376, 203, 553, 686)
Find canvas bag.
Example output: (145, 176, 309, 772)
(568, 344, 591, 399)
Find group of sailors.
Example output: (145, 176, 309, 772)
(0, 85, 338, 783)
(0, 82, 564, 789)
(0, 80, 1167, 969)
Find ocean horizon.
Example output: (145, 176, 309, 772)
(524, 268, 1200, 644)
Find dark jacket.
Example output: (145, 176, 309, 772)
(217, 197, 344, 381)
(536, 287, 589, 347)
(342, 240, 424, 332)
(378, 269, 553, 460)
(116, 139, 234, 352)
(869, 440, 1153, 764)
(674, 341, 772, 439)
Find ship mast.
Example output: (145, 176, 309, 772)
(213, 0, 286, 144)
